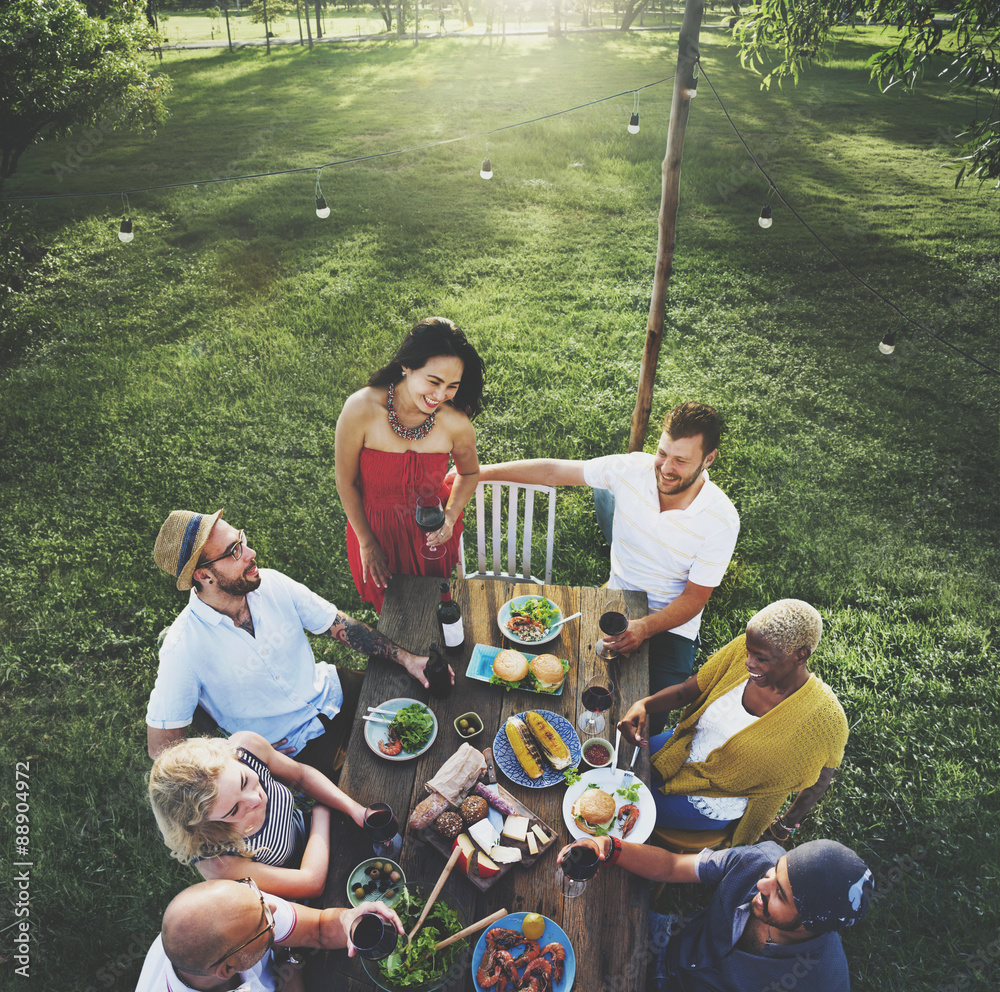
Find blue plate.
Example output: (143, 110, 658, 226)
(472, 913, 575, 992)
(493, 710, 581, 788)
(465, 643, 566, 696)
(497, 595, 563, 646)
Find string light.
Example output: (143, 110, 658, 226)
(879, 330, 897, 355)
(480, 142, 492, 180)
(628, 91, 640, 134)
(315, 170, 330, 218)
(758, 204, 772, 229)
(118, 193, 133, 243)
(682, 61, 699, 100)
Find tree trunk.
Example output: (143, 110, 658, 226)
(619, 0, 647, 31)
(628, 0, 704, 452)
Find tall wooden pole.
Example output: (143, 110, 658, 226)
(627, 0, 704, 452)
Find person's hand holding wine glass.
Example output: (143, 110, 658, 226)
(363, 802, 403, 860)
(415, 493, 449, 561)
(596, 598, 631, 661)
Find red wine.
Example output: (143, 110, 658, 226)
(425, 642, 453, 699)
(599, 611, 628, 636)
(561, 845, 601, 881)
(364, 804, 398, 842)
(351, 913, 398, 959)
(416, 507, 446, 532)
(437, 582, 465, 653)
(582, 686, 613, 712)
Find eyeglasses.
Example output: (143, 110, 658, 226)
(207, 877, 275, 970)
(199, 530, 246, 569)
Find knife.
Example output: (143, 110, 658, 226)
(481, 748, 505, 833)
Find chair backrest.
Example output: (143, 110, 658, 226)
(460, 481, 556, 584)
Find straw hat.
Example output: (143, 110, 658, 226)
(154, 508, 224, 591)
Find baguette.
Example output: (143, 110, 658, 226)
(408, 791, 451, 831)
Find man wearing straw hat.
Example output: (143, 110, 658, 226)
(147, 508, 444, 770)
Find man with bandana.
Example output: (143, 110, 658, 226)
(557, 836, 874, 991)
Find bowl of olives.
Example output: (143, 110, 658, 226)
(453, 712, 484, 740)
(347, 857, 406, 908)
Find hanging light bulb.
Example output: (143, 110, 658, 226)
(480, 157, 493, 180)
(314, 171, 330, 218)
(682, 63, 699, 99)
(879, 330, 897, 355)
(758, 204, 773, 229)
(118, 217, 134, 243)
(628, 112, 640, 134)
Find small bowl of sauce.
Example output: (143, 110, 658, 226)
(581, 737, 613, 769)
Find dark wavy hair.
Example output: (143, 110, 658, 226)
(662, 402, 724, 454)
(368, 317, 485, 419)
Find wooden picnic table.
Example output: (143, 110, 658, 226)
(312, 575, 652, 992)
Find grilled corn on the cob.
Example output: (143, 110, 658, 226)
(524, 711, 571, 769)
(505, 716, 544, 779)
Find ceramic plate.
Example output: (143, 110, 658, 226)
(493, 710, 581, 788)
(472, 913, 575, 992)
(363, 698, 438, 762)
(346, 858, 406, 908)
(561, 767, 655, 844)
(497, 595, 563, 647)
(465, 643, 566, 696)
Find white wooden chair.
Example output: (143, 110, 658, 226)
(459, 481, 557, 584)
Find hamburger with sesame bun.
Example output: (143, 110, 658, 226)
(571, 787, 617, 836)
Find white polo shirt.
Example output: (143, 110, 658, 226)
(583, 454, 739, 640)
(146, 569, 343, 755)
(135, 895, 297, 992)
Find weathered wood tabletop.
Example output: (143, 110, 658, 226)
(312, 575, 652, 992)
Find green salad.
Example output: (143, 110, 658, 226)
(378, 885, 466, 988)
(510, 596, 561, 628)
(390, 704, 435, 753)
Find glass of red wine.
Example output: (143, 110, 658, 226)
(596, 599, 630, 661)
(350, 912, 399, 960)
(555, 843, 601, 898)
(578, 674, 615, 734)
(363, 802, 403, 859)
(415, 493, 447, 561)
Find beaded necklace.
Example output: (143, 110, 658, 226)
(387, 381, 437, 441)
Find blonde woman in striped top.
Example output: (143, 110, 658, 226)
(149, 731, 366, 899)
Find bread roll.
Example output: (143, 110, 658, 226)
(493, 649, 529, 682)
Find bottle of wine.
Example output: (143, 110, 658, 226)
(425, 642, 452, 699)
(436, 581, 465, 653)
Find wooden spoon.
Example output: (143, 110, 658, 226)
(407, 845, 462, 943)
(434, 907, 508, 952)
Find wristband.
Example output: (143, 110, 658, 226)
(603, 836, 622, 865)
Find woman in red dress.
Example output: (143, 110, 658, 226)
(335, 317, 485, 612)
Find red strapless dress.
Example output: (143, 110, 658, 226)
(346, 448, 463, 612)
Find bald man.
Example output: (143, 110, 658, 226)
(135, 877, 402, 992)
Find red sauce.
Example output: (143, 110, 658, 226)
(584, 743, 610, 765)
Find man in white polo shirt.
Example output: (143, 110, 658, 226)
(477, 403, 739, 733)
(135, 876, 402, 992)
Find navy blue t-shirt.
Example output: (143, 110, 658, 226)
(652, 842, 851, 992)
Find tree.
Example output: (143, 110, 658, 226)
(733, 2, 1000, 186)
(619, 0, 649, 32)
(0, 0, 170, 187)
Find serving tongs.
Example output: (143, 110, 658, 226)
(406, 844, 462, 944)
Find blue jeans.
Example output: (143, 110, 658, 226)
(649, 730, 739, 831)
(594, 487, 699, 735)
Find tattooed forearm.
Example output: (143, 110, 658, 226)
(332, 615, 401, 662)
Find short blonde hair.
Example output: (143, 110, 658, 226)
(148, 737, 254, 865)
(746, 599, 823, 655)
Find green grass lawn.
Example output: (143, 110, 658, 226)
(1, 28, 998, 992)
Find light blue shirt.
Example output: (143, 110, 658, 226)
(146, 569, 343, 755)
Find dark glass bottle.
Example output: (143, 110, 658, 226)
(425, 642, 452, 699)
(437, 581, 465, 653)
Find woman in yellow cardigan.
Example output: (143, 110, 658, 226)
(618, 599, 847, 847)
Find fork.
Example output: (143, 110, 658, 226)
(620, 746, 639, 788)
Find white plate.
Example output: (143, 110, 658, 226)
(561, 767, 655, 844)
(363, 698, 438, 762)
(497, 595, 563, 647)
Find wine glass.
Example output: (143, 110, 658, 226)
(350, 912, 399, 960)
(578, 674, 614, 734)
(595, 599, 630, 661)
(415, 493, 447, 561)
(363, 802, 403, 859)
(555, 844, 601, 898)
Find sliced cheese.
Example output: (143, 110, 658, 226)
(490, 845, 523, 865)
(531, 823, 551, 845)
(501, 815, 530, 843)
(468, 818, 498, 853)
(526, 831, 539, 856)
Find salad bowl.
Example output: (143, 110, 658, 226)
(497, 595, 563, 646)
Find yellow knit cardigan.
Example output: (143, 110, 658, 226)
(650, 634, 848, 846)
